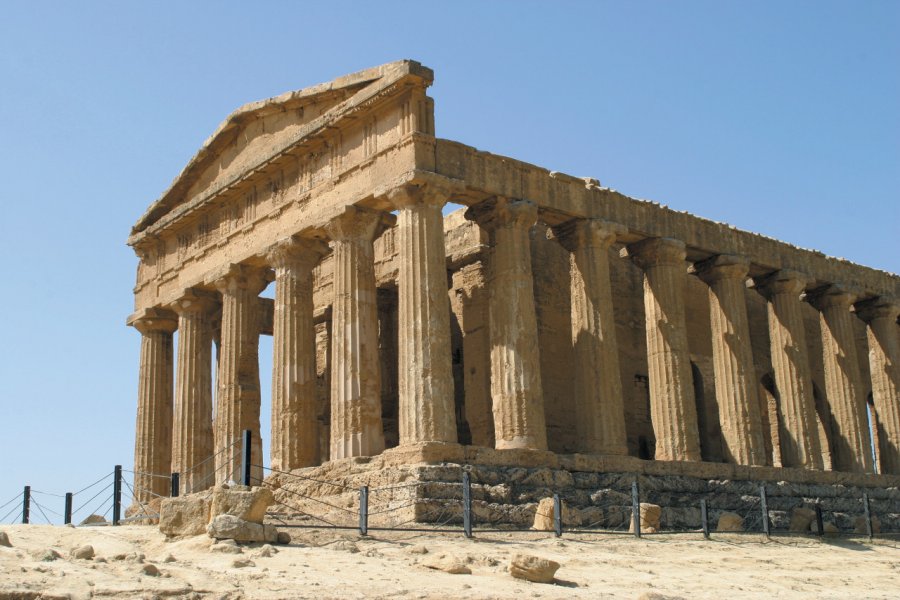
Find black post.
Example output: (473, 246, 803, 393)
(631, 479, 641, 539)
(462, 472, 473, 539)
(112, 465, 122, 526)
(815, 503, 824, 537)
(759, 484, 769, 537)
(64, 493, 73, 525)
(862, 493, 873, 540)
(553, 494, 563, 538)
(171, 473, 180, 498)
(700, 498, 709, 539)
(241, 430, 252, 486)
(359, 486, 368, 536)
(22, 486, 30, 524)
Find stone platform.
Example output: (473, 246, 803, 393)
(265, 443, 900, 533)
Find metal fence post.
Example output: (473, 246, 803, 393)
(22, 486, 30, 524)
(241, 430, 252, 486)
(64, 492, 73, 525)
(462, 472, 473, 539)
(553, 494, 563, 538)
(862, 492, 873, 540)
(171, 472, 180, 498)
(359, 486, 368, 536)
(758, 484, 769, 537)
(700, 498, 709, 539)
(815, 503, 824, 537)
(113, 465, 122, 526)
(631, 479, 641, 539)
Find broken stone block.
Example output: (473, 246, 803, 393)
(508, 553, 560, 583)
(159, 495, 211, 537)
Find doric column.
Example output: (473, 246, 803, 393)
(808, 285, 873, 473)
(172, 290, 217, 494)
(387, 184, 457, 445)
(130, 309, 177, 504)
(214, 264, 268, 484)
(466, 197, 547, 450)
(756, 270, 823, 469)
(856, 297, 900, 474)
(324, 206, 390, 459)
(267, 237, 328, 471)
(628, 237, 701, 462)
(695, 255, 767, 466)
(553, 218, 627, 455)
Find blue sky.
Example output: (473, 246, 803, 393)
(0, 2, 897, 522)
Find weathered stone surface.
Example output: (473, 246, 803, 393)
(71, 545, 94, 560)
(79, 514, 106, 526)
(140, 563, 160, 576)
(159, 496, 210, 537)
(32, 549, 61, 562)
(422, 553, 471, 574)
(628, 503, 662, 534)
(789, 507, 816, 532)
(853, 515, 881, 534)
(232, 558, 256, 568)
(207, 514, 278, 543)
(210, 486, 274, 524)
(532, 497, 580, 530)
(0, 531, 11, 547)
(508, 553, 560, 583)
(716, 512, 743, 532)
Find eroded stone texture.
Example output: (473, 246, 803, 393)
(695, 255, 766, 466)
(628, 238, 701, 462)
(267, 237, 328, 471)
(131, 309, 177, 504)
(856, 298, 900, 474)
(553, 219, 628, 455)
(809, 285, 873, 474)
(466, 198, 547, 451)
(755, 271, 824, 470)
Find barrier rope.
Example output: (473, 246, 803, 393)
(30, 489, 66, 498)
(73, 472, 112, 496)
(72, 481, 114, 517)
(123, 469, 170, 481)
(1, 503, 22, 524)
(257, 464, 356, 492)
(0, 493, 20, 511)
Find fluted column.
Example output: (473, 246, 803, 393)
(553, 219, 627, 455)
(214, 264, 268, 484)
(756, 271, 823, 469)
(268, 237, 328, 471)
(388, 184, 457, 445)
(172, 291, 216, 494)
(130, 309, 177, 504)
(628, 237, 701, 462)
(324, 206, 390, 459)
(856, 297, 900, 474)
(809, 285, 873, 473)
(466, 197, 547, 450)
(695, 255, 767, 466)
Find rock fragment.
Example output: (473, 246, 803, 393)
(71, 544, 95, 560)
(508, 553, 560, 584)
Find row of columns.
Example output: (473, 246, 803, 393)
(132, 191, 900, 506)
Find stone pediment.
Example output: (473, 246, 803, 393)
(130, 60, 433, 238)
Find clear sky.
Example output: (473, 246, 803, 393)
(0, 2, 897, 523)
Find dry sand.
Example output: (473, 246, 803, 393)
(1, 524, 899, 599)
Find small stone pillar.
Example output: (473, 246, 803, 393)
(628, 237, 701, 462)
(172, 290, 217, 494)
(553, 218, 628, 455)
(808, 285, 874, 473)
(755, 270, 823, 469)
(214, 264, 268, 484)
(267, 237, 328, 471)
(856, 297, 900, 474)
(387, 183, 457, 445)
(130, 309, 177, 504)
(695, 255, 767, 466)
(324, 206, 391, 459)
(466, 197, 547, 451)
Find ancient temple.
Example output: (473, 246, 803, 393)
(127, 61, 900, 510)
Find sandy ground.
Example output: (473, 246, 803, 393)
(1, 524, 899, 599)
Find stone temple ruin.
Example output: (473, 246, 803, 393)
(128, 61, 900, 532)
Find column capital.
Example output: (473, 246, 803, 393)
(464, 197, 538, 232)
(213, 263, 270, 296)
(128, 307, 177, 335)
(382, 180, 459, 210)
(552, 218, 627, 253)
(754, 269, 809, 299)
(173, 288, 219, 316)
(807, 283, 859, 311)
(694, 254, 751, 284)
(266, 236, 329, 272)
(627, 237, 686, 269)
(323, 205, 395, 243)
(855, 296, 900, 323)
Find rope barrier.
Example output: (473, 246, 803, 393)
(124, 469, 170, 481)
(72, 481, 114, 516)
(270, 497, 341, 528)
(256, 464, 356, 492)
(0, 493, 20, 511)
(1, 504, 21, 524)
(30, 498, 62, 518)
(122, 479, 154, 520)
(262, 481, 358, 516)
(30, 498, 53, 524)
(73, 472, 112, 496)
(182, 438, 240, 474)
(30, 490, 66, 498)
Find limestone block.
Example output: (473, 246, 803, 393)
(789, 507, 816, 532)
(716, 512, 744, 532)
(422, 553, 471, 574)
(207, 514, 278, 543)
(532, 497, 581, 530)
(853, 516, 881, 534)
(71, 545, 95, 560)
(628, 503, 662, 534)
(0, 531, 10, 547)
(159, 496, 211, 537)
(210, 485, 274, 524)
(80, 514, 106, 526)
(509, 553, 561, 583)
